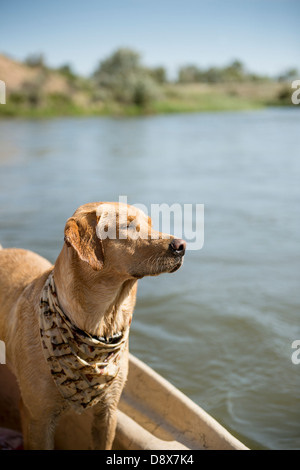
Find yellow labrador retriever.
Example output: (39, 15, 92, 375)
(0, 202, 186, 450)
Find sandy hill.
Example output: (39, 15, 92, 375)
(0, 53, 71, 95)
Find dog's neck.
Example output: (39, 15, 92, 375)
(53, 244, 137, 338)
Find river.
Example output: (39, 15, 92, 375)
(0, 107, 299, 449)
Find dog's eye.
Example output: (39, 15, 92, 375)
(120, 219, 138, 231)
(119, 224, 130, 229)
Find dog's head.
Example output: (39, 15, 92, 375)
(64, 202, 186, 278)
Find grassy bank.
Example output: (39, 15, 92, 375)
(0, 81, 294, 119)
(0, 51, 296, 118)
(151, 83, 266, 114)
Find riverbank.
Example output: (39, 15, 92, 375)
(0, 52, 294, 118)
(0, 82, 292, 118)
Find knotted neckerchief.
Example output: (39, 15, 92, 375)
(39, 271, 129, 413)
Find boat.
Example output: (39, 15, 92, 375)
(0, 353, 248, 450)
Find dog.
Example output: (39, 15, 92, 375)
(0, 202, 186, 450)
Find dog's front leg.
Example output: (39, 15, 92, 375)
(91, 404, 118, 450)
(20, 398, 60, 450)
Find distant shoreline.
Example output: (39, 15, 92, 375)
(0, 85, 294, 119)
(0, 51, 295, 119)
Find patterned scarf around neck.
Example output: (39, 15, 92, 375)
(39, 271, 129, 413)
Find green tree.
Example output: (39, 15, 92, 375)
(94, 48, 140, 86)
(278, 68, 299, 82)
(178, 60, 251, 83)
(25, 53, 46, 68)
(201, 66, 222, 83)
(149, 67, 167, 84)
(222, 60, 246, 82)
(178, 65, 200, 83)
(93, 48, 160, 107)
(57, 64, 77, 81)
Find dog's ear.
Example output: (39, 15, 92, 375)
(64, 212, 104, 271)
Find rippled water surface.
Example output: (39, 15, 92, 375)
(0, 108, 299, 449)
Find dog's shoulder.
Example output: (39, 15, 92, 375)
(0, 248, 52, 299)
(0, 247, 52, 273)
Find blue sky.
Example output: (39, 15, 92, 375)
(1, 0, 299, 78)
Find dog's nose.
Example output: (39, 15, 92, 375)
(169, 238, 186, 256)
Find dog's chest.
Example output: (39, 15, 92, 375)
(39, 272, 128, 413)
